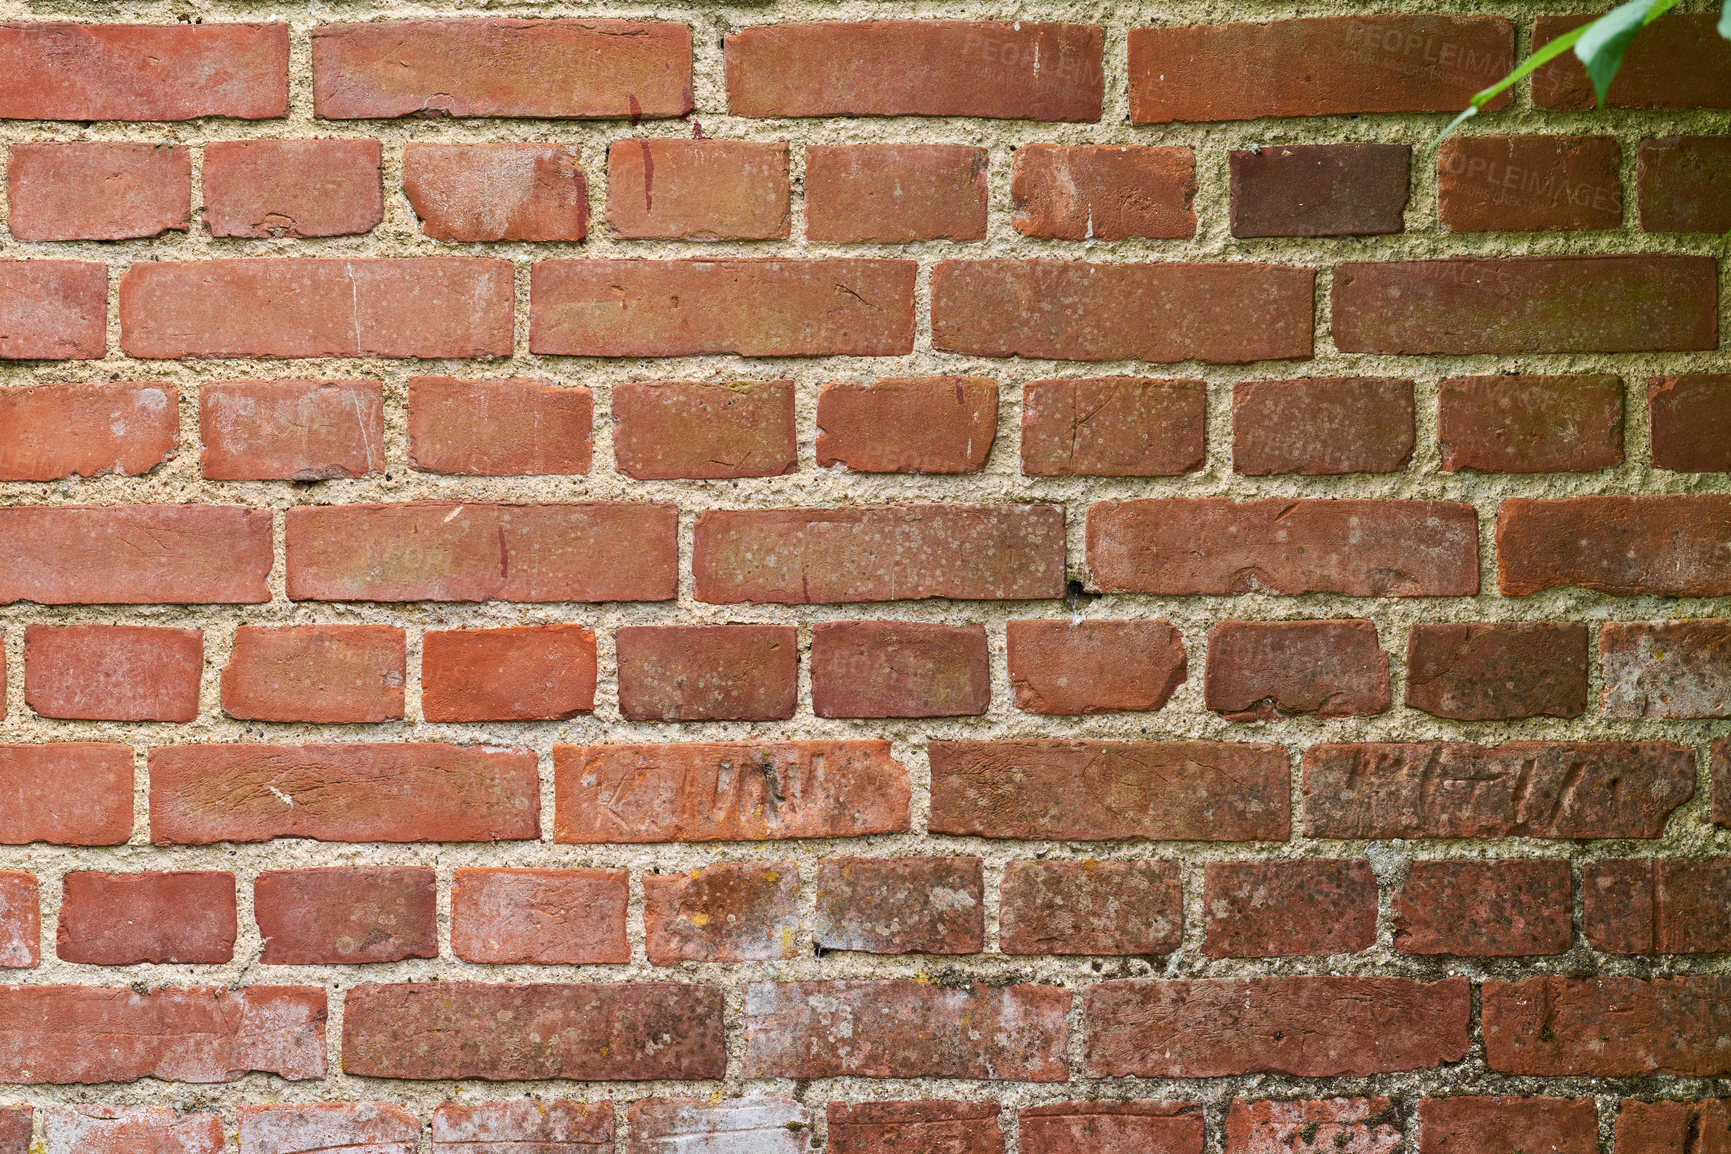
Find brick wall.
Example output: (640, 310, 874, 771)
(0, 1, 1728, 1151)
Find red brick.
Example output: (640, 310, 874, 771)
(0, 261, 106, 360)
(1484, 976, 1731, 1075)
(254, 867, 436, 965)
(1615, 1101, 1731, 1154)
(1418, 1098, 1597, 1154)
(342, 982, 724, 1081)
(25, 625, 202, 723)
(1439, 135, 1622, 232)
(7, 143, 189, 240)
(200, 380, 384, 480)
(726, 21, 1103, 121)
(627, 1100, 809, 1154)
(644, 861, 800, 964)
(1638, 136, 1731, 233)
(0, 872, 38, 969)
(1332, 256, 1718, 354)
(1086, 977, 1469, 1077)
(814, 857, 983, 955)
(531, 259, 915, 357)
(1203, 859, 1377, 958)
(221, 624, 405, 724)
(286, 502, 676, 603)
(1230, 143, 1411, 237)
(0, 985, 324, 1084)
(805, 144, 987, 242)
(743, 980, 1069, 1081)
(409, 377, 593, 476)
(1021, 1103, 1203, 1154)
(1226, 1100, 1401, 1154)
(450, 867, 628, 964)
(0, 382, 177, 482)
(433, 1101, 611, 1154)
(1602, 620, 1731, 719)
(616, 624, 797, 722)
(817, 377, 997, 474)
(555, 741, 910, 844)
(404, 143, 587, 242)
(1499, 495, 1731, 596)
(1021, 378, 1206, 477)
(608, 139, 789, 240)
(1533, 15, 1731, 110)
(1650, 374, 1731, 472)
(57, 871, 236, 965)
(1130, 18, 1512, 122)
(0, 506, 271, 605)
(929, 740, 1289, 841)
(1205, 620, 1390, 721)
(312, 19, 693, 119)
(932, 260, 1313, 364)
(149, 742, 539, 845)
(41, 1106, 223, 1154)
(0, 1106, 23, 1154)
(202, 139, 382, 239)
(0, 23, 288, 120)
(694, 504, 1065, 604)
(1405, 622, 1588, 720)
(1584, 858, 1731, 954)
(1000, 859, 1182, 956)
(1232, 378, 1415, 475)
(811, 621, 989, 719)
(1012, 144, 1195, 240)
(120, 258, 513, 359)
(1438, 374, 1623, 473)
(1007, 619, 1186, 715)
(238, 1104, 418, 1154)
(1395, 859, 1573, 957)
(613, 381, 796, 480)
(0, 744, 132, 846)
(829, 1103, 1002, 1154)
(1302, 741, 1696, 839)
(422, 625, 598, 722)
(1088, 498, 1479, 597)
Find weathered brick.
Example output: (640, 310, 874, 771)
(1204, 620, 1390, 721)
(555, 741, 910, 843)
(422, 625, 597, 722)
(811, 621, 989, 719)
(1231, 378, 1416, 475)
(238, 1104, 418, 1154)
(199, 380, 384, 480)
(1088, 499, 1479, 597)
(57, 871, 236, 964)
(744, 980, 1069, 1080)
(814, 857, 983, 955)
(0, 506, 271, 605)
(644, 861, 800, 964)
(1638, 136, 1731, 233)
(1418, 1098, 1597, 1154)
(0, 744, 133, 846)
(1583, 858, 1731, 954)
(613, 381, 796, 480)
(1718, 739, 1731, 829)
(1129, 18, 1512, 121)
(1006, 619, 1187, 715)
(0, 382, 177, 482)
(1086, 977, 1470, 1077)
(1439, 135, 1622, 232)
(531, 259, 915, 357)
(0, 1106, 23, 1154)
(929, 740, 1289, 841)
(1226, 1100, 1401, 1154)
(1021, 1103, 1203, 1154)
(607, 139, 789, 240)
(817, 377, 998, 474)
(433, 1101, 611, 1154)
(1614, 1101, 1731, 1154)
(407, 377, 593, 476)
(1498, 495, 1731, 596)
(1012, 144, 1195, 240)
(932, 261, 1314, 363)
(342, 982, 724, 1081)
(312, 19, 693, 119)
(1230, 143, 1410, 237)
(628, 1101, 809, 1154)
(1021, 378, 1206, 477)
(150, 743, 539, 844)
(694, 505, 1065, 604)
(0, 873, 39, 969)
(1203, 860, 1377, 958)
(0, 261, 106, 360)
(1484, 976, 1731, 1075)
(202, 139, 383, 238)
(1000, 859, 1182, 956)
(286, 503, 676, 603)
(1533, 15, 1731, 110)
(829, 1103, 1001, 1154)
(24, 624, 203, 723)
(1405, 622, 1588, 720)
(254, 867, 436, 965)
(7, 142, 189, 240)
(726, 21, 1103, 121)
(120, 258, 513, 360)
(1649, 374, 1731, 472)
(1395, 859, 1573, 956)
(1602, 620, 1731, 719)
(806, 144, 987, 242)
(1438, 374, 1623, 473)
(41, 1107, 223, 1154)
(221, 625, 406, 724)
(404, 143, 587, 242)
(1333, 256, 1718, 354)
(450, 867, 628, 964)
(616, 624, 797, 722)
(1303, 741, 1695, 839)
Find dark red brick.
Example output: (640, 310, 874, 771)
(1203, 859, 1377, 958)
(1484, 976, 1731, 1075)
(7, 142, 189, 240)
(24, 624, 202, 723)
(203, 139, 382, 239)
(1021, 378, 1206, 477)
(221, 624, 406, 724)
(1498, 495, 1731, 596)
(806, 144, 986, 242)
(1638, 136, 1731, 233)
(616, 624, 797, 722)
(1006, 619, 1187, 715)
(1232, 378, 1415, 475)
(1226, 1100, 1401, 1154)
(1395, 859, 1573, 956)
(57, 871, 235, 965)
(1231, 143, 1410, 237)
(1204, 620, 1389, 720)
(403, 143, 587, 242)
(450, 868, 628, 965)
(811, 621, 989, 719)
(0, 261, 106, 360)
(1439, 135, 1622, 231)
(1000, 859, 1182, 956)
(1650, 374, 1731, 472)
(199, 379, 384, 480)
(1418, 1098, 1598, 1154)
(1013, 144, 1195, 240)
(0, 744, 133, 846)
(612, 380, 796, 480)
(644, 862, 800, 964)
(1615, 1101, 1731, 1154)
(1584, 858, 1731, 954)
(1602, 620, 1731, 719)
(814, 857, 983, 955)
(1438, 374, 1623, 473)
(830, 1103, 1002, 1154)
(254, 867, 436, 965)
(0, 382, 176, 482)
(607, 139, 789, 240)
(408, 377, 593, 477)
(421, 625, 597, 722)
(1533, 15, 1731, 110)
(817, 377, 998, 474)
(1406, 622, 1588, 721)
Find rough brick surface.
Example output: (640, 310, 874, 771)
(0, 744, 133, 846)
(1484, 976, 1731, 1075)
(1226, 1100, 1402, 1154)
(1532, 15, 1731, 110)
(644, 862, 800, 964)
(607, 139, 789, 240)
(1601, 620, 1731, 719)
(627, 1101, 810, 1154)
(1417, 1099, 1598, 1154)
(613, 381, 796, 480)
(404, 143, 588, 242)
(0, 260, 107, 360)
(422, 625, 598, 721)
(0, 873, 39, 969)
(1583, 858, 1731, 954)
(1231, 378, 1415, 475)
(24, 624, 203, 722)
(1614, 1101, 1731, 1154)
(817, 377, 998, 474)
(1497, 495, 1731, 596)
(806, 144, 988, 242)
(1021, 1104, 1203, 1154)
(1404, 622, 1589, 720)
(813, 856, 983, 954)
(450, 867, 628, 964)
(7, 142, 190, 241)
(1649, 374, 1731, 472)
(616, 624, 797, 722)
(811, 621, 990, 718)
(254, 867, 436, 965)
(1000, 859, 1183, 956)
(41, 1106, 224, 1154)
(407, 377, 593, 476)
(1438, 135, 1623, 232)
(0, 506, 271, 605)
(200, 380, 384, 480)
(0, 382, 177, 482)
(1006, 619, 1187, 715)
(221, 624, 406, 724)
(1013, 144, 1195, 240)
(1395, 859, 1574, 957)
(1021, 378, 1206, 477)
(238, 1104, 418, 1154)
(433, 1101, 611, 1154)
(202, 139, 383, 239)
(1230, 144, 1411, 237)
(1638, 136, 1731, 233)
(1437, 374, 1623, 474)
(829, 1103, 1002, 1154)
(1204, 620, 1391, 720)
(1202, 859, 1378, 957)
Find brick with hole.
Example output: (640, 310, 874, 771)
(1583, 858, 1731, 954)
(421, 625, 598, 722)
(0, 505, 272, 606)
(199, 380, 384, 480)
(1020, 1103, 1203, 1154)
(1637, 136, 1731, 233)
(0, 261, 106, 360)
(254, 867, 436, 965)
(1533, 15, 1731, 110)
(1394, 859, 1573, 957)
(25, 625, 202, 723)
(433, 1101, 611, 1154)
(1012, 144, 1196, 240)
(238, 1104, 419, 1154)
(612, 381, 796, 480)
(202, 139, 383, 239)
(816, 377, 998, 475)
(1226, 1099, 1402, 1154)
(1601, 620, 1731, 719)
(1438, 374, 1623, 474)
(616, 624, 797, 723)
(1230, 143, 1410, 237)
(451, 867, 628, 965)
(408, 378, 594, 476)
(57, 871, 236, 965)
(1007, 619, 1187, 715)
(41, 1106, 223, 1154)
(644, 861, 801, 964)
(0, 873, 39, 969)
(806, 144, 987, 242)
(811, 621, 990, 719)
(1020, 378, 1206, 477)
(0, 744, 133, 846)
(404, 143, 587, 242)
(608, 139, 790, 240)
(1231, 378, 1416, 475)
(1498, 495, 1731, 596)
(814, 856, 983, 955)
(829, 1103, 1002, 1154)
(1404, 623, 1588, 721)
(1000, 859, 1182, 956)
(627, 1100, 809, 1154)
(7, 142, 189, 241)
(221, 624, 406, 724)
(1438, 135, 1622, 232)
(1614, 1101, 1731, 1154)
(0, 383, 177, 482)
(1649, 374, 1731, 472)
(1204, 620, 1391, 720)
(1417, 1098, 1597, 1154)
(1203, 859, 1378, 958)
(1484, 976, 1731, 1075)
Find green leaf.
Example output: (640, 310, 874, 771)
(1574, 0, 1681, 106)
(1721, 0, 1730, 39)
